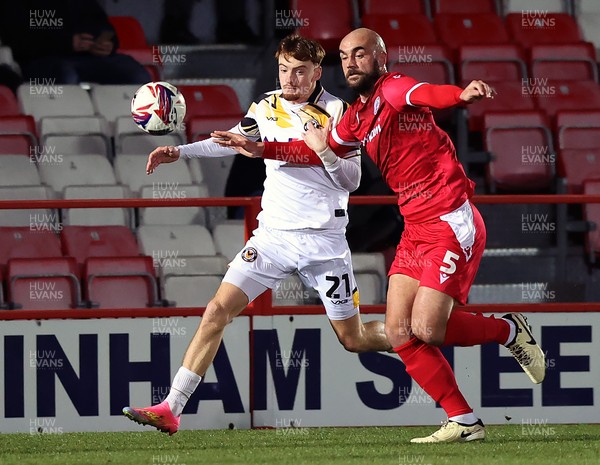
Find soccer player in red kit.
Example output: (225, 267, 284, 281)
(215, 28, 546, 443)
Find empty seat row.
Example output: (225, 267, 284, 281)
(483, 110, 600, 193)
(466, 80, 600, 131)
(0, 221, 244, 270)
(296, 0, 600, 52)
(0, 225, 236, 309)
(359, 0, 575, 17)
(0, 154, 236, 228)
(0, 151, 230, 201)
(390, 42, 597, 86)
(4, 256, 158, 309)
(292, 0, 600, 53)
(0, 153, 205, 194)
(2, 254, 229, 309)
(0, 224, 235, 266)
(0, 224, 390, 309)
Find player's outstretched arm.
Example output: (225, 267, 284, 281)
(460, 80, 496, 103)
(215, 123, 360, 190)
(211, 131, 264, 158)
(383, 76, 496, 110)
(408, 81, 496, 108)
(146, 146, 180, 175)
(214, 129, 326, 165)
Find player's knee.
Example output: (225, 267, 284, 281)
(384, 322, 410, 347)
(202, 299, 232, 328)
(412, 325, 444, 346)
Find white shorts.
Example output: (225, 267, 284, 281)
(223, 226, 360, 321)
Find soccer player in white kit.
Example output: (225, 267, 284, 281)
(123, 35, 391, 434)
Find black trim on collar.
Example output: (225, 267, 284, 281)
(307, 81, 324, 104)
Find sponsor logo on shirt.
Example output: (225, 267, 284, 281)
(362, 124, 381, 144)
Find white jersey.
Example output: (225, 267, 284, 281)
(178, 82, 360, 231)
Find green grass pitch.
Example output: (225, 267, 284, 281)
(0, 425, 598, 465)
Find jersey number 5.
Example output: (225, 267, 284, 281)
(439, 251, 460, 275)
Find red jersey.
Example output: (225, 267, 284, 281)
(331, 72, 475, 224)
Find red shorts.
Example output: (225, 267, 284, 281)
(388, 201, 486, 305)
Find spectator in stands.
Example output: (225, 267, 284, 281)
(0, 0, 150, 85)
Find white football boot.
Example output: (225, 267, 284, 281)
(411, 419, 486, 443)
(503, 313, 546, 384)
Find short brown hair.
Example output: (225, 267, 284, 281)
(275, 35, 325, 66)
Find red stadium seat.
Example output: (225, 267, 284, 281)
(0, 115, 38, 155)
(0, 267, 5, 308)
(124, 49, 162, 81)
(484, 111, 555, 192)
(7, 257, 81, 310)
(434, 13, 509, 54)
(108, 16, 148, 49)
(556, 110, 600, 149)
(362, 14, 438, 49)
(465, 81, 537, 132)
(390, 45, 454, 84)
(433, 0, 497, 15)
(188, 115, 243, 142)
(178, 85, 242, 119)
(84, 256, 159, 308)
(460, 45, 527, 83)
(506, 13, 582, 48)
(0, 85, 20, 116)
(558, 149, 600, 193)
(291, 0, 353, 53)
(0, 227, 62, 275)
(530, 43, 598, 82)
(109, 16, 161, 81)
(178, 85, 244, 141)
(61, 226, 140, 265)
(534, 81, 600, 120)
(361, 0, 427, 16)
(584, 180, 600, 259)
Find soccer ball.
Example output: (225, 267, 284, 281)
(131, 81, 186, 135)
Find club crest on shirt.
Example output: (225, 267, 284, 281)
(241, 247, 258, 262)
(373, 96, 381, 114)
(303, 119, 322, 131)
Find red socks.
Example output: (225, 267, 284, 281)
(394, 337, 472, 417)
(443, 312, 510, 347)
(393, 313, 510, 418)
